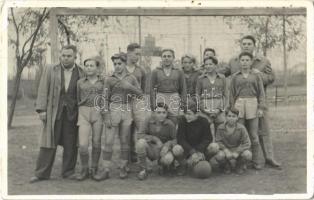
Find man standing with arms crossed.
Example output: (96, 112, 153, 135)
(125, 43, 148, 163)
(226, 35, 281, 169)
(30, 45, 84, 183)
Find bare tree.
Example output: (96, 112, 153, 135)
(223, 15, 305, 56)
(8, 8, 49, 128)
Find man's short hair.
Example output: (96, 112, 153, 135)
(61, 45, 77, 55)
(155, 102, 169, 111)
(241, 35, 256, 46)
(226, 107, 240, 116)
(203, 48, 216, 56)
(203, 56, 218, 65)
(161, 49, 175, 58)
(83, 57, 100, 67)
(127, 43, 141, 52)
(238, 51, 253, 60)
(111, 52, 127, 63)
(181, 54, 196, 64)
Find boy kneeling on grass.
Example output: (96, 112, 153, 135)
(136, 102, 183, 180)
(209, 108, 252, 174)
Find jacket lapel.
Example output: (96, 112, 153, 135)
(53, 64, 62, 90)
(76, 64, 85, 78)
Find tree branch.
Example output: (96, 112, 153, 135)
(21, 9, 49, 61)
(58, 18, 71, 45)
(21, 8, 48, 68)
(24, 40, 46, 56)
(10, 8, 20, 66)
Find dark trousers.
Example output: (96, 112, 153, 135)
(35, 109, 78, 179)
(258, 109, 275, 162)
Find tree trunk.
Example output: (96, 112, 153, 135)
(264, 17, 270, 57)
(283, 15, 288, 104)
(34, 53, 43, 95)
(8, 67, 23, 128)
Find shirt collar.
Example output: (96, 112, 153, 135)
(157, 64, 176, 70)
(222, 122, 240, 130)
(112, 72, 130, 80)
(202, 72, 221, 79)
(150, 116, 170, 125)
(84, 75, 102, 81)
(237, 70, 253, 75)
(61, 63, 75, 72)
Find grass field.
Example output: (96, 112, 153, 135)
(6, 97, 307, 195)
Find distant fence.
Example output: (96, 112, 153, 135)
(267, 86, 306, 106)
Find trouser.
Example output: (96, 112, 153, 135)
(238, 118, 263, 166)
(34, 109, 78, 179)
(258, 108, 275, 162)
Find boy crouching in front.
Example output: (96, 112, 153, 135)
(209, 108, 252, 174)
(136, 102, 184, 180)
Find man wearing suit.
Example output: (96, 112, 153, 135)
(30, 45, 84, 183)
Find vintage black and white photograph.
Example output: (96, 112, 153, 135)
(2, 0, 312, 199)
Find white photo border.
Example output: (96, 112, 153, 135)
(1, 0, 313, 199)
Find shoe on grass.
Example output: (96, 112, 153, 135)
(119, 166, 128, 179)
(93, 169, 109, 181)
(137, 169, 148, 180)
(29, 176, 47, 184)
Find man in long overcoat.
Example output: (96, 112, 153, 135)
(30, 45, 84, 183)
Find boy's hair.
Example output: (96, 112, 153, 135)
(127, 43, 141, 52)
(181, 54, 196, 64)
(225, 107, 240, 116)
(161, 48, 175, 58)
(155, 102, 169, 111)
(203, 48, 216, 56)
(83, 57, 100, 67)
(241, 35, 256, 46)
(203, 55, 218, 65)
(61, 45, 77, 55)
(238, 52, 253, 60)
(111, 52, 127, 63)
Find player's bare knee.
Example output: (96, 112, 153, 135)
(250, 138, 260, 146)
(136, 139, 147, 153)
(215, 150, 226, 162)
(79, 146, 89, 154)
(92, 140, 101, 149)
(207, 143, 220, 155)
(241, 150, 252, 161)
(104, 142, 114, 152)
(172, 145, 184, 157)
(160, 152, 174, 166)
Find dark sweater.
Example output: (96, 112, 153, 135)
(177, 115, 212, 156)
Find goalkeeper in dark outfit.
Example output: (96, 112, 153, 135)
(176, 100, 213, 174)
